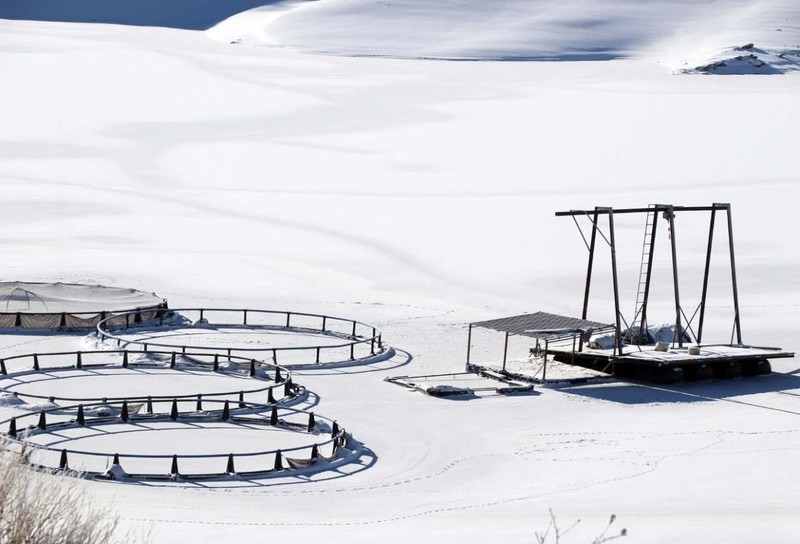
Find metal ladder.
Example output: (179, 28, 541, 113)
(630, 205, 658, 342)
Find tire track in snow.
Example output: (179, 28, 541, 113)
(0, 172, 499, 302)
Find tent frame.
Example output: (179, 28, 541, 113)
(466, 311, 615, 379)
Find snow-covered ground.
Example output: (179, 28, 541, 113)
(1, 0, 799, 542)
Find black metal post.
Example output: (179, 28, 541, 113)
(582, 208, 599, 319)
(466, 324, 473, 366)
(607, 209, 623, 357)
(725, 204, 743, 344)
(502, 332, 509, 372)
(697, 207, 717, 343)
(640, 209, 659, 332)
(666, 206, 683, 347)
(543, 339, 548, 381)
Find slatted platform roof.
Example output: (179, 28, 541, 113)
(471, 311, 613, 340)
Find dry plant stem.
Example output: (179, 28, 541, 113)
(593, 513, 628, 544)
(535, 508, 581, 544)
(0, 447, 128, 544)
(535, 510, 626, 544)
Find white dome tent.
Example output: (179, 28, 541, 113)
(0, 282, 166, 330)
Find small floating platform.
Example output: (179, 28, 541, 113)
(386, 370, 533, 397)
(549, 343, 794, 383)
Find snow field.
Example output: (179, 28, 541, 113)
(0, 1, 799, 542)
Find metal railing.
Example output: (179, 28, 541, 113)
(96, 308, 387, 367)
(2, 401, 353, 480)
(0, 349, 294, 406)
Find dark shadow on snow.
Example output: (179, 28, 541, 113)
(291, 346, 412, 376)
(557, 368, 800, 415)
(0, 0, 300, 31)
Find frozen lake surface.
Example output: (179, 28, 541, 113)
(0, 0, 799, 542)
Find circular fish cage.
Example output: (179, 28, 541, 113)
(0, 282, 166, 330)
(3, 402, 356, 481)
(0, 350, 296, 407)
(96, 308, 388, 368)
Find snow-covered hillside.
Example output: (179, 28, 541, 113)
(4, 0, 800, 72)
(209, 0, 800, 72)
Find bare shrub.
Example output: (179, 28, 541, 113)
(0, 446, 132, 544)
(535, 510, 627, 544)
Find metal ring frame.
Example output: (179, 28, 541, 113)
(2, 401, 353, 481)
(96, 308, 387, 367)
(0, 350, 295, 406)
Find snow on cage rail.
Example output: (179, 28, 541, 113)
(0, 349, 295, 406)
(95, 308, 388, 368)
(2, 402, 355, 481)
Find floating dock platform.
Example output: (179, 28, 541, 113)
(548, 343, 795, 383)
